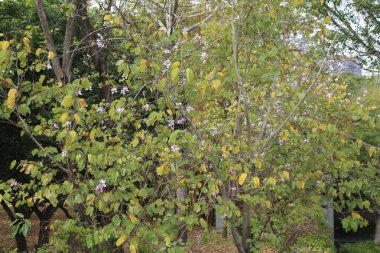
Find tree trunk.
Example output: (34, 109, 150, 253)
(241, 202, 251, 252)
(76, 0, 110, 101)
(1, 201, 29, 252)
(374, 215, 380, 244)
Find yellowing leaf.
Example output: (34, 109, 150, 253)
(27, 197, 33, 203)
(22, 37, 29, 45)
(170, 67, 180, 83)
(268, 177, 277, 186)
(211, 79, 221, 90)
(294, 0, 304, 5)
(238, 173, 248, 185)
(282, 171, 290, 180)
(69, 131, 77, 141)
(129, 214, 138, 223)
(265, 200, 271, 209)
(6, 89, 17, 109)
(324, 16, 332, 24)
(89, 130, 96, 140)
(171, 61, 180, 68)
(48, 51, 54, 60)
(167, 109, 173, 116)
(164, 235, 171, 247)
(104, 14, 111, 21)
(252, 176, 260, 188)
(186, 68, 194, 82)
(61, 95, 73, 108)
(115, 234, 127, 246)
(74, 114, 81, 123)
(36, 48, 43, 56)
(1, 40, 10, 50)
(130, 245, 137, 253)
(78, 98, 88, 108)
(352, 212, 361, 220)
(157, 164, 169, 175)
(280, 132, 288, 142)
(60, 112, 69, 123)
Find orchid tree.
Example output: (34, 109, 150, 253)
(0, 0, 378, 252)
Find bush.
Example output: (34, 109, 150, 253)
(339, 241, 380, 253)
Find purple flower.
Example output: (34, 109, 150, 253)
(144, 104, 150, 110)
(22, 164, 28, 169)
(168, 120, 175, 130)
(75, 90, 82, 96)
(61, 150, 68, 157)
(163, 59, 171, 70)
(201, 52, 208, 64)
(111, 88, 118, 94)
(121, 86, 129, 95)
(164, 49, 171, 54)
(46, 63, 52, 69)
(171, 145, 180, 152)
(53, 123, 59, 129)
(326, 93, 332, 99)
(231, 187, 237, 191)
(186, 105, 194, 112)
(176, 118, 186, 124)
(117, 107, 124, 113)
(97, 107, 104, 113)
(10, 180, 18, 187)
(175, 102, 182, 108)
(95, 179, 106, 193)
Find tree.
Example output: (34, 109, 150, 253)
(0, 0, 378, 252)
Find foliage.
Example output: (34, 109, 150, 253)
(339, 241, 380, 253)
(0, 0, 378, 252)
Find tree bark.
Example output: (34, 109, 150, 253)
(1, 201, 29, 252)
(33, 204, 58, 248)
(76, 0, 110, 101)
(35, 0, 64, 81)
(374, 215, 380, 244)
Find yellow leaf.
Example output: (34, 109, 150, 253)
(27, 197, 33, 203)
(217, 72, 225, 78)
(167, 109, 173, 116)
(170, 67, 180, 83)
(280, 132, 288, 141)
(156, 164, 169, 175)
(171, 61, 180, 68)
(186, 68, 194, 82)
(282, 171, 290, 180)
(268, 177, 277, 186)
(238, 173, 248, 185)
(1, 40, 10, 50)
(27, 164, 34, 172)
(78, 98, 88, 108)
(6, 89, 17, 109)
(252, 176, 260, 188)
(36, 48, 43, 56)
(211, 79, 221, 90)
(129, 214, 138, 223)
(69, 131, 77, 141)
(22, 37, 29, 46)
(115, 234, 127, 246)
(130, 245, 137, 253)
(104, 14, 111, 21)
(352, 212, 361, 220)
(61, 95, 73, 108)
(324, 16, 332, 24)
(300, 180, 305, 189)
(265, 200, 271, 209)
(294, 0, 304, 5)
(89, 129, 96, 140)
(164, 235, 171, 247)
(60, 112, 69, 123)
(48, 51, 54, 60)
(74, 114, 81, 123)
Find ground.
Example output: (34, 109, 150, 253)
(0, 207, 280, 252)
